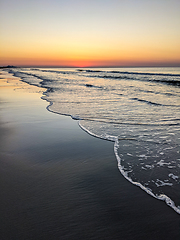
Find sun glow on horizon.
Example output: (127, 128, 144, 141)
(0, 0, 180, 67)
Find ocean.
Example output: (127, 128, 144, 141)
(7, 67, 180, 215)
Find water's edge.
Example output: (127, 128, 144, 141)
(4, 69, 180, 215)
(79, 120, 180, 215)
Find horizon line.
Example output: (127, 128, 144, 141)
(1, 64, 180, 68)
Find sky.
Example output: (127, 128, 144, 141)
(0, 0, 180, 67)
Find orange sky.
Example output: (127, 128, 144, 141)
(0, 0, 180, 67)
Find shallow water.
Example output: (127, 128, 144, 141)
(6, 67, 180, 214)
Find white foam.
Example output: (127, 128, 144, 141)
(145, 164, 154, 169)
(169, 173, 179, 180)
(79, 121, 180, 214)
(78, 121, 117, 142)
(127, 153, 133, 156)
(168, 166, 176, 169)
(114, 139, 180, 215)
(157, 160, 170, 166)
(155, 179, 173, 187)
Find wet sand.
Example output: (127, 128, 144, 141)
(0, 71, 179, 240)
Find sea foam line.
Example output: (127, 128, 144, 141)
(79, 121, 180, 215)
(114, 139, 180, 215)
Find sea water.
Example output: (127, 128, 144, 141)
(7, 67, 180, 214)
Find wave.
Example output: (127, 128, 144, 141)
(81, 69, 180, 77)
(114, 139, 180, 215)
(30, 68, 40, 71)
(9, 68, 180, 87)
(85, 83, 103, 89)
(131, 97, 165, 106)
(6, 69, 180, 127)
(92, 74, 180, 86)
(153, 79, 180, 86)
(137, 89, 178, 97)
(109, 70, 180, 77)
(79, 69, 180, 86)
(41, 69, 72, 75)
(79, 121, 180, 215)
(29, 68, 76, 75)
(78, 69, 104, 73)
(70, 115, 180, 126)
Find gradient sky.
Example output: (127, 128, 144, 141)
(0, 0, 180, 67)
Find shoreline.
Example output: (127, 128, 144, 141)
(11, 67, 180, 215)
(0, 71, 179, 240)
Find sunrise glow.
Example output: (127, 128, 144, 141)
(0, 0, 180, 67)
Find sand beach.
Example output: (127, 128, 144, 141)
(0, 71, 179, 240)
